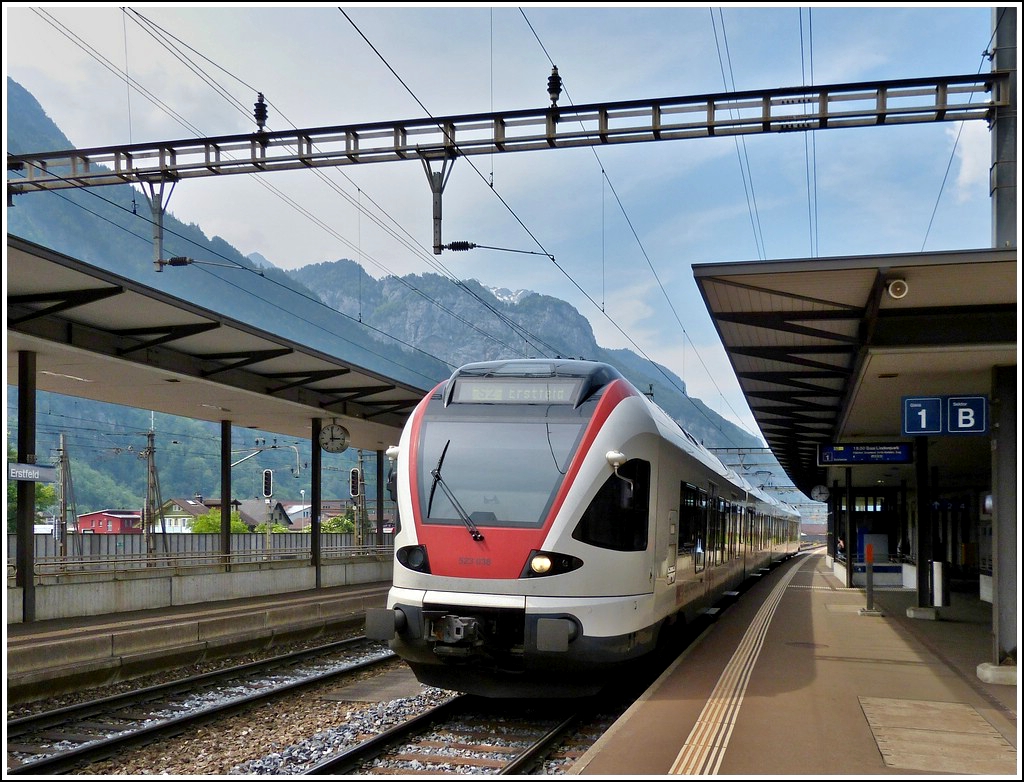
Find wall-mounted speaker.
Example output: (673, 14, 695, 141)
(887, 278, 909, 299)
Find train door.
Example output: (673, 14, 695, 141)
(730, 502, 742, 562)
(707, 482, 721, 567)
(662, 509, 678, 585)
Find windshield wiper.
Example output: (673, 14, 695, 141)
(428, 440, 484, 541)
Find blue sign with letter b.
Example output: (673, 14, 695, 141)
(946, 396, 986, 434)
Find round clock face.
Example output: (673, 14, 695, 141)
(811, 485, 829, 502)
(318, 424, 350, 453)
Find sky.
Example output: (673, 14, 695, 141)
(2, 3, 1005, 443)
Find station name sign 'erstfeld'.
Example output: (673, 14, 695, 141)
(7, 462, 57, 483)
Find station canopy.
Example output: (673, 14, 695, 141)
(7, 235, 432, 451)
(693, 247, 1017, 498)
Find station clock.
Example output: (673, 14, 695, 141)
(318, 423, 350, 454)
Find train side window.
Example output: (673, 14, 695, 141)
(572, 458, 650, 552)
(678, 483, 707, 572)
(678, 483, 697, 550)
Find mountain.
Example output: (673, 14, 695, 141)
(247, 252, 279, 271)
(6, 76, 767, 514)
(285, 260, 757, 447)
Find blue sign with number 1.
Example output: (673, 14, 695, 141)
(902, 395, 987, 436)
(903, 397, 943, 435)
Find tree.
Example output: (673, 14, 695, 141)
(321, 514, 355, 533)
(189, 511, 250, 534)
(252, 521, 291, 534)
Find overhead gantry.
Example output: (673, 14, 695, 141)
(7, 72, 1009, 258)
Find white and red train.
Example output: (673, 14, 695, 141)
(367, 359, 800, 698)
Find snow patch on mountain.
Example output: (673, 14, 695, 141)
(486, 286, 532, 305)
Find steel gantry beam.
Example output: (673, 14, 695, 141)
(7, 73, 1007, 197)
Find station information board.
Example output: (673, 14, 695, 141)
(817, 443, 914, 466)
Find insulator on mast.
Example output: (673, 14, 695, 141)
(547, 67, 562, 107)
(254, 93, 268, 132)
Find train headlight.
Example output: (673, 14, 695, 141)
(530, 554, 553, 574)
(521, 550, 583, 578)
(397, 545, 431, 573)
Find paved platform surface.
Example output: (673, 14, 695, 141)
(568, 550, 1018, 777)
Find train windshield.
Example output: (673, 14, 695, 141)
(417, 418, 585, 528)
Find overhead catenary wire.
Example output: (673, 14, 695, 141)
(19, 180, 453, 384)
(30, 6, 567, 367)
(124, 7, 566, 360)
(710, 7, 767, 262)
(519, 8, 761, 444)
(34, 6, 561, 363)
(348, 6, 761, 446)
(31, 6, 780, 450)
(919, 7, 1004, 252)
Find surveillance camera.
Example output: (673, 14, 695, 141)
(887, 279, 909, 299)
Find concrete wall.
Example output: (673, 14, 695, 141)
(6, 557, 393, 624)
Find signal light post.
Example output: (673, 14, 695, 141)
(262, 469, 273, 559)
(351, 453, 368, 546)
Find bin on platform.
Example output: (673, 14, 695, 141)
(931, 560, 951, 607)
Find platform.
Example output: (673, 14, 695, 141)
(569, 550, 1018, 777)
(5, 582, 389, 704)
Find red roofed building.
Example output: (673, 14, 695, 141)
(76, 509, 143, 534)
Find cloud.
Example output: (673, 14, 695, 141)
(950, 121, 990, 204)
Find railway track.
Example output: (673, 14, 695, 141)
(301, 694, 618, 775)
(7, 578, 738, 776)
(5, 636, 394, 775)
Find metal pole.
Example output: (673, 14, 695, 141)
(915, 436, 931, 607)
(844, 468, 853, 589)
(865, 543, 875, 612)
(16, 350, 37, 622)
(57, 433, 68, 558)
(221, 420, 232, 569)
(311, 418, 321, 588)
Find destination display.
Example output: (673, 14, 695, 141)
(452, 377, 580, 404)
(817, 443, 913, 466)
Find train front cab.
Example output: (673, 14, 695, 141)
(367, 465, 801, 698)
